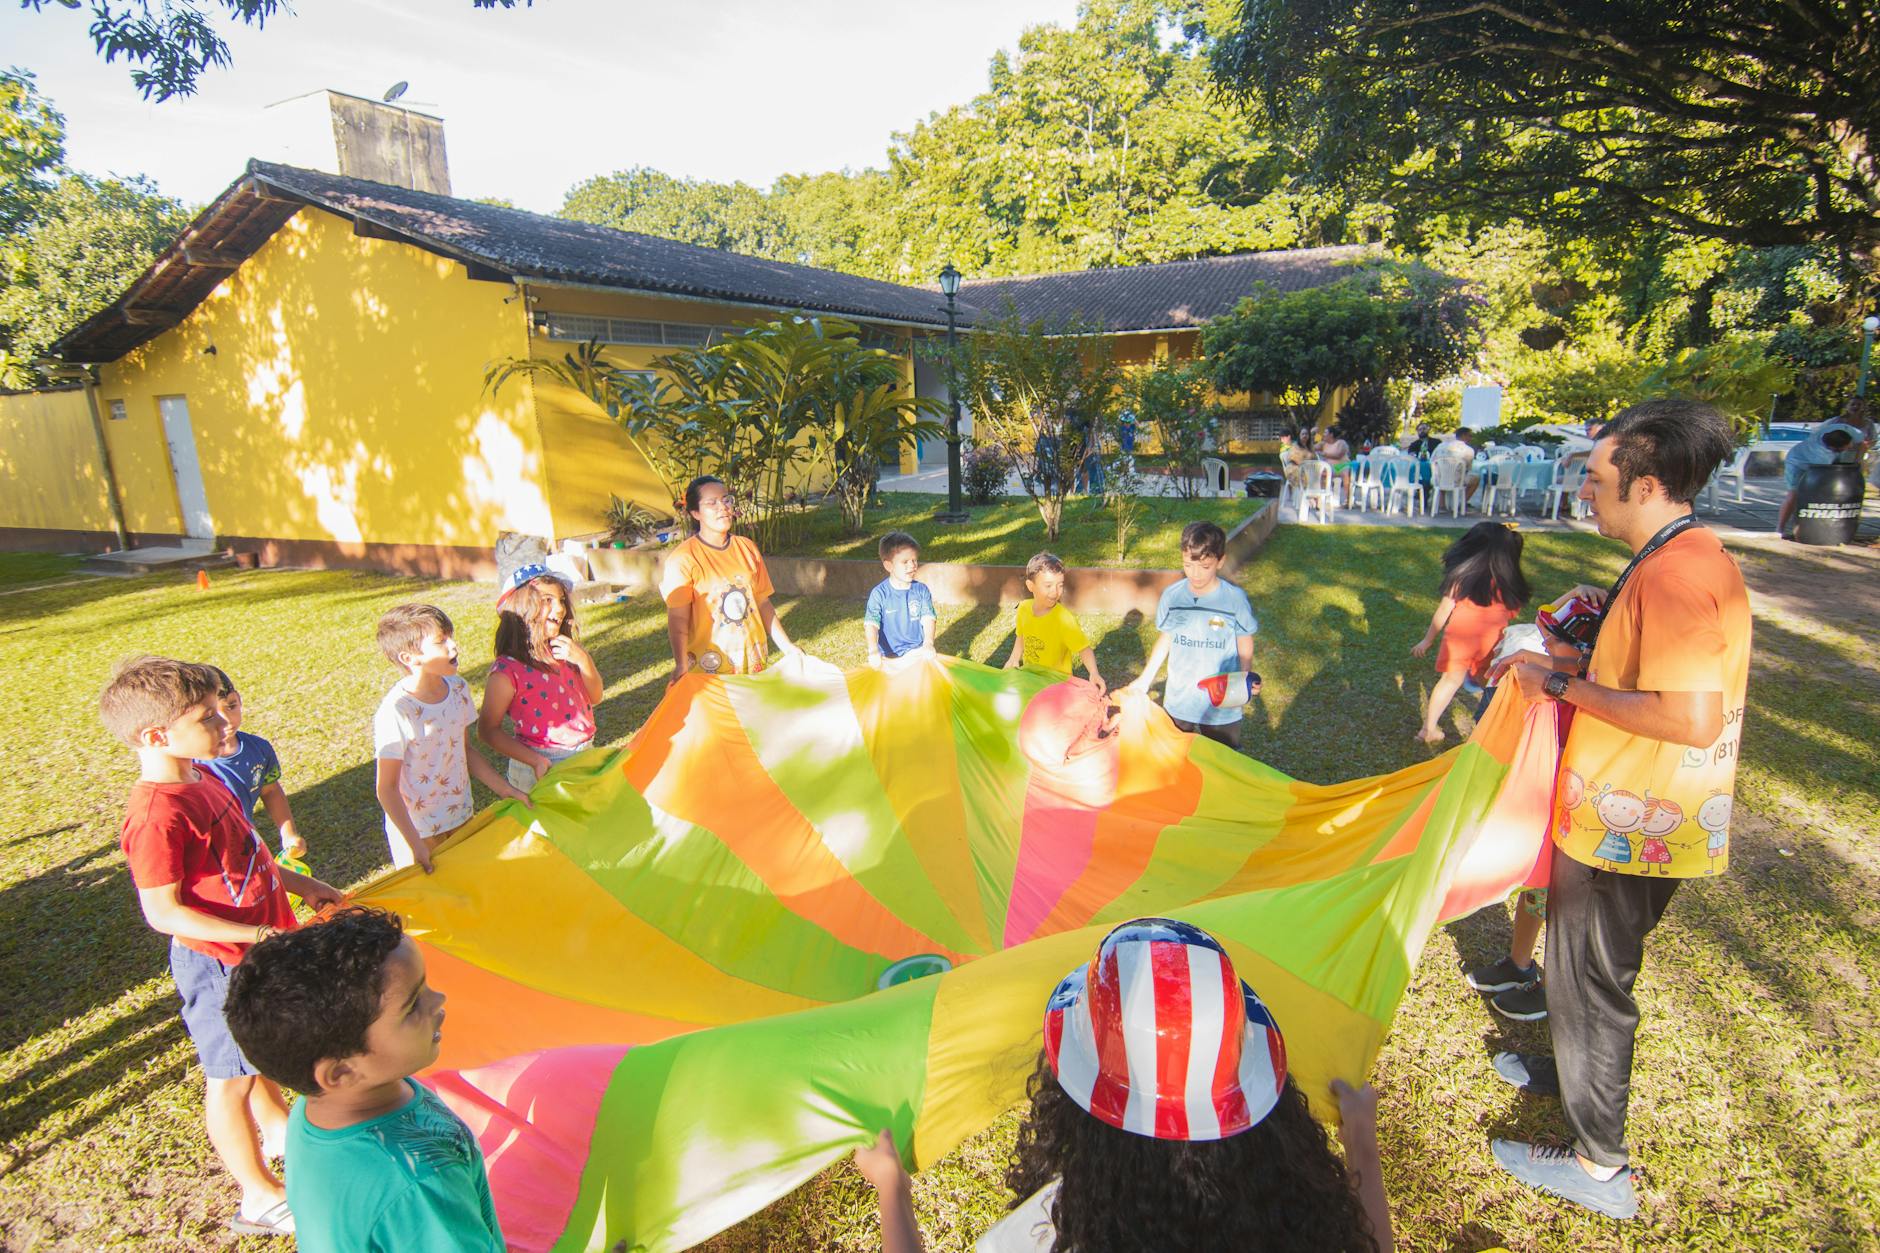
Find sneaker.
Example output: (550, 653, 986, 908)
(1466, 956, 1540, 993)
(1492, 982, 1549, 1022)
(1491, 1139, 1637, 1219)
(230, 1197, 295, 1237)
(1492, 1051, 1560, 1097)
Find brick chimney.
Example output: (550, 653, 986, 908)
(265, 89, 451, 195)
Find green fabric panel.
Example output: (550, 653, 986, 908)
(529, 746, 886, 1004)
(724, 673, 983, 957)
(551, 976, 940, 1253)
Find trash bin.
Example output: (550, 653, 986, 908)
(1792, 462, 1864, 546)
(1244, 470, 1282, 498)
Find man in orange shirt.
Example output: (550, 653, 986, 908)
(1487, 399, 1748, 1219)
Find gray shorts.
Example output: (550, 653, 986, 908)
(1169, 715, 1243, 750)
(170, 939, 257, 1080)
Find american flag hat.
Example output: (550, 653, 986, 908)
(1043, 917, 1287, 1141)
(497, 561, 573, 607)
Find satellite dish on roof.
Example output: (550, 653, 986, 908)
(383, 81, 409, 102)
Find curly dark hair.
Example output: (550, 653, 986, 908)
(1004, 1051, 1377, 1253)
(225, 907, 407, 1094)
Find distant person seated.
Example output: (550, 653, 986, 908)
(1315, 427, 1353, 500)
(1434, 429, 1481, 499)
(1405, 423, 1440, 459)
(1778, 421, 1862, 538)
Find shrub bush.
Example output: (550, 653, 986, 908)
(963, 443, 1013, 504)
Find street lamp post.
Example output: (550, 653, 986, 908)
(935, 262, 969, 523)
(1858, 314, 1880, 398)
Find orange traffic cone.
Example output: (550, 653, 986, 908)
(196, 569, 210, 591)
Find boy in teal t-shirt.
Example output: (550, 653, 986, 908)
(225, 907, 503, 1253)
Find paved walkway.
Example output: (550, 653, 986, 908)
(882, 467, 1880, 543)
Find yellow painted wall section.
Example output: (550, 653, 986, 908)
(96, 208, 552, 549)
(0, 388, 113, 532)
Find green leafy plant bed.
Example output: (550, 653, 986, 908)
(773, 492, 1257, 569)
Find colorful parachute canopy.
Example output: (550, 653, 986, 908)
(350, 655, 1554, 1253)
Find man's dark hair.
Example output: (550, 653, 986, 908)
(1180, 521, 1227, 560)
(1600, 398, 1736, 504)
(877, 531, 919, 562)
(1823, 428, 1854, 451)
(225, 907, 407, 1094)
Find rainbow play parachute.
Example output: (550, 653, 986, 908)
(351, 655, 1556, 1252)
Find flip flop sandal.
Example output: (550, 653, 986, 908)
(229, 1198, 295, 1237)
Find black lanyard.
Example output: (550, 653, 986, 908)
(1595, 513, 1701, 633)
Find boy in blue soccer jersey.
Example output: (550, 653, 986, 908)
(201, 666, 308, 860)
(1123, 521, 1259, 749)
(864, 532, 938, 666)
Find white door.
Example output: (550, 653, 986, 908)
(157, 395, 215, 539)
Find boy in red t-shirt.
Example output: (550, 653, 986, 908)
(101, 656, 344, 1238)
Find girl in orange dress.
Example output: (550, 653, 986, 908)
(1410, 522, 1528, 743)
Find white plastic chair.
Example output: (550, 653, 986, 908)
(1346, 458, 1385, 512)
(1298, 458, 1338, 524)
(1201, 456, 1231, 497)
(1384, 458, 1425, 515)
(1545, 459, 1587, 519)
(1482, 458, 1520, 516)
(1429, 457, 1468, 518)
(1703, 446, 1751, 509)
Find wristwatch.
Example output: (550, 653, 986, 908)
(1543, 671, 1571, 701)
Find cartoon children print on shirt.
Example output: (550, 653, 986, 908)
(1556, 769, 1585, 844)
(1590, 787, 1646, 870)
(1636, 796, 1682, 875)
(1697, 792, 1733, 874)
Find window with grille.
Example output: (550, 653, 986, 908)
(538, 312, 727, 348)
(1219, 409, 1292, 442)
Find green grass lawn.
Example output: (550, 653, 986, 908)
(0, 552, 81, 589)
(771, 491, 1259, 569)
(3, 529, 1876, 1251)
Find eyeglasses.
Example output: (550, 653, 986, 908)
(700, 495, 738, 511)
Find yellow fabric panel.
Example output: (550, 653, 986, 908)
(0, 389, 112, 531)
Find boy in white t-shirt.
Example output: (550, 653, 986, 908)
(372, 605, 530, 873)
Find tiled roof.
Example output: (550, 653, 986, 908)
(956, 245, 1378, 333)
(53, 160, 1371, 362)
(249, 162, 962, 326)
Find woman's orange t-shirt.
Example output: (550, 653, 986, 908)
(658, 534, 775, 674)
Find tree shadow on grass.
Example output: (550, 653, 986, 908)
(937, 605, 1002, 664)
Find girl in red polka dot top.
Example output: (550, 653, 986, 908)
(477, 566, 604, 791)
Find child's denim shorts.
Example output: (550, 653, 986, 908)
(169, 939, 258, 1080)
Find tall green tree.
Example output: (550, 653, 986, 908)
(948, 304, 1122, 539)
(1206, 0, 1880, 277)
(1202, 261, 1483, 432)
(0, 172, 190, 387)
(560, 168, 797, 260)
(1, 69, 65, 238)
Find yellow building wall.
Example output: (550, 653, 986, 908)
(0, 387, 115, 533)
(96, 207, 552, 550)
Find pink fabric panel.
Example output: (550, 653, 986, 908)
(424, 1044, 630, 1253)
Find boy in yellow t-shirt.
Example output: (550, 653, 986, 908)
(1002, 552, 1105, 691)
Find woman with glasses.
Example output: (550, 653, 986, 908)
(657, 476, 798, 684)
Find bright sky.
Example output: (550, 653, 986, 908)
(2, 0, 1083, 213)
